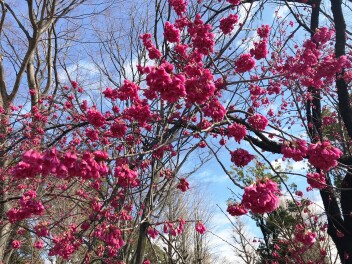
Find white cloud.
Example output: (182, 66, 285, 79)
(275, 5, 289, 18)
(191, 170, 229, 185)
(58, 60, 100, 84)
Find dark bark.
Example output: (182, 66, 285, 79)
(331, 0, 352, 140)
(329, 0, 352, 262)
(133, 220, 149, 264)
(341, 171, 352, 263)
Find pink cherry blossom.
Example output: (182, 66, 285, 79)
(177, 178, 190, 192)
(195, 221, 206, 234)
(220, 14, 239, 35)
(147, 227, 159, 239)
(248, 113, 268, 130)
(11, 240, 21, 249)
(241, 178, 280, 214)
(164, 22, 181, 43)
(230, 148, 255, 167)
(227, 203, 248, 216)
(307, 172, 326, 189)
(168, 0, 187, 16)
(140, 34, 162, 60)
(307, 141, 342, 171)
(226, 0, 241, 5)
(281, 139, 307, 161)
(235, 54, 256, 73)
(257, 25, 271, 39)
(227, 123, 247, 142)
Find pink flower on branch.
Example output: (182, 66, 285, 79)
(140, 33, 162, 60)
(241, 178, 280, 214)
(168, 0, 188, 17)
(227, 203, 248, 216)
(195, 221, 206, 234)
(307, 141, 342, 171)
(307, 172, 326, 189)
(177, 178, 190, 192)
(230, 148, 255, 167)
(227, 123, 247, 143)
(257, 24, 271, 39)
(281, 139, 307, 161)
(235, 54, 256, 73)
(188, 14, 215, 55)
(219, 14, 239, 35)
(164, 22, 181, 43)
(11, 240, 21, 249)
(147, 227, 159, 239)
(248, 113, 268, 131)
(226, 0, 241, 6)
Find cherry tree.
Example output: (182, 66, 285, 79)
(1, 0, 352, 263)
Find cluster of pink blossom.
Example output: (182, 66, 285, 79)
(281, 139, 307, 161)
(241, 178, 280, 214)
(250, 25, 270, 61)
(195, 221, 207, 234)
(249, 84, 266, 97)
(11, 240, 21, 249)
(93, 224, 125, 257)
(144, 62, 186, 103)
(295, 224, 317, 247)
(164, 21, 181, 43)
(152, 144, 175, 159)
(110, 120, 128, 138)
(307, 141, 342, 171)
(163, 219, 185, 236)
(227, 203, 248, 216)
(122, 100, 152, 126)
(114, 163, 139, 188)
(48, 224, 82, 259)
(322, 115, 337, 126)
(315, 54, 349, 85)
(34, 222, 50, 237)
(85, 127, 99, 141)
(227, 179, 280, 216)
(7, 190, 44, 223)
(188, 14, 215, 55)
(282, 29, 351, 89)
(250, 40, 268, 60)
(313, 27, 335, 45)
(227, 122, 247, 142)
(226, 0, 241, 5)
(177, 178, 190, 192)
(234, 53, 256, 73)
(174, 43, 188, 57)
(116, 80, 140, 101)
(307, 172, 326, 189)
(202, 99, 227, 121)
(168, 0, 188, 17)
(12, 149, 109, 180)
(147, 227, 159, 239)
(86, 107, 106, 127)
(184, 64, 216, 104)
(34, 240, 44, 249)
(257, 24, 271, 38)
(267, 81, 281, 94)
(140, 33, 162, 60)
(12, 149, 43, 178)
(219, 14, 238, 35)
(230, 148, 255, 167)
(248, 113, 268, 130)
(103, 80, 140, 101)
